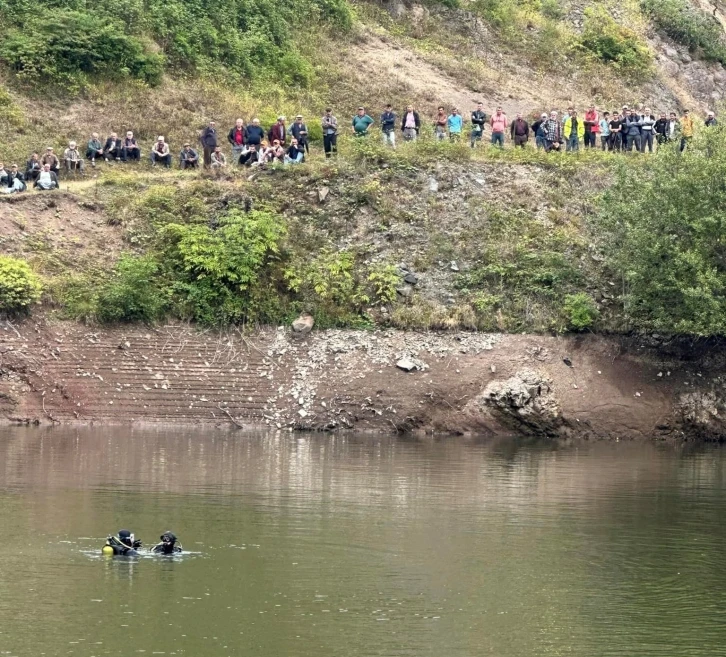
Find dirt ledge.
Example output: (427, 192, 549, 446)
(0, 317, 724, 440)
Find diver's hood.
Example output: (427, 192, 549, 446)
(161, 531, 177, 543)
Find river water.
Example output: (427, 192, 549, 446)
(1, 428, 726, 656)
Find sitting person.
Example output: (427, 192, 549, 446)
(34, 164, 59, 190)
(151, 136, 172, 168)
(210, 146, 227, 168)
(103, 132, 122, 162)
(25, 152, 42, 182)
(150, 531, 182, 554)
(268, 139, 285, 163)
(102, 529, 142, 556)
(290, 115, 309, 154)
(284, 138, 305, 164)
(86, 133, 103, 166)
(7, 164, 26, 193)
(40, 147, 60, 174)
(63, 141, 84, 173)
(0, 163, 9, 189)
(179, 142, 199, 169)
(239, 143, 262, 167)
(122, 131, 141, 161)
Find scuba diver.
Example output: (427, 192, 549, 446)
(149, 531, 182, 555)
(102, 530, 142, 556)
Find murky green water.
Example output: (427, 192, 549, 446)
(2, 429, 726, 656)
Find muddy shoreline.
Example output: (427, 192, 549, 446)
(1, 317, 725, 440)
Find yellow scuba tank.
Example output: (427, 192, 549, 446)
(102, 543, 114, 556)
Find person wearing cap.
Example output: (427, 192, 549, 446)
(268, 117, 287, 147)
(179, 142, 199, 169)
(380, 104, 397, 148)
(401, 105, 420, 142)
(290, 115, 309, 154)
(34, 163, 59, 190)
(470, 102, 487, 148)
(598, 112, 611, 150)
(40, 146, 60, 174)
(228, 118, 246, 164)
(103, 132, 122, 162)
(447, 108, 463, 141)
(679, 109, 694, 152)
(705, 110, 718, 127)
(245, 118, 265, 147)
(531, 113, 548, 150)
(86, 133, 103, 166)
(63, 141, 84, 173)
(211, 146, 227, 169)
(122, 131, 141, 162)
(25, 152, 42, 182)
(151, 136, 172, 167)
(199, 120, 217, 169)
(352, 107, 374, 137)
(6, 164, 26, 193)
(321, 108, 338, 157)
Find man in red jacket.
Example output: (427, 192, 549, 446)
(268, 117, 287, 147)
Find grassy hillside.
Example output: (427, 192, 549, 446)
(2, 0, 726, 336)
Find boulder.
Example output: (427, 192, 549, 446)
(404, 272, 419, 285)
(396, 357, 417, 372)
(292, 312, 314, 335)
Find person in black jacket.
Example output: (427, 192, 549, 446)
(25, 152, 42, 183)
(290, 115, 309, 154)
(400, 105, 420, 141)
(380, 104, 396, 148)
(531, 113, 547, 149)
(228, 118, 246, 164)
(510, 113, 530, 147)
(7, 164, 26, 192)
(103, 132, 122, 162)
(200, 120, 217, 169)
(470, 102, 487, 148)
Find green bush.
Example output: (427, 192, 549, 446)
(578, 7, 652, 73)
(0, 256, 42, 313)
(641, 0, 726, 65)
(562, 293, 598, 331)
(96, 255, 167, 323)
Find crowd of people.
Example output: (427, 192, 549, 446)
(0, 102, 716, 194)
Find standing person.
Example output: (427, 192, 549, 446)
(561, 106, 573, 127)
(599, 112, 611, 150)
(380, 104, 397, 148)
(245, 118, 265, 148)
(401, 105, 420, 142)
(490, 107, 508, 148)
(352, 107, 374, 137)
(34, 164, 59, 190)
(583, 105, 599, 148)
(543, 111, 562, 152)
(564, 110, 583, 152)
(103, 132, 122, 162)
(290, 115, 309, 154)
(654, 112, 669, 146)
(470, 102, 487, 148)
(447, 108, 463, 141)
(624, 110, 642, 153)
(705, 110, 718, 127)
(25, 152, 41, 183)
(680, 109, 694, 152)
(150, 136, 172, 168)
(228, 119, 246, 164)
(200, 120, 218, 168)
(532, 113, 548, 150)
(509, 113, 529, 148)
(434, 106, 448, 141)
(639, 108, 656, 153)
(86, 133, 103, 166)
(211, 146, 227, 169)
(321, 108, 338, 158)
(609, 112, 623, 151)
(268, 117, 287, 147)
(40, 147, 60, 173)
(179, 143, 199, 169)
(63, 141, 84, 173)
(122, 131, 141, 161)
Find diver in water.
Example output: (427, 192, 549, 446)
(102, 530, 142, 556)
(150, 531, 182, 554)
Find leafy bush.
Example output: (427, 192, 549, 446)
(562, 293, 598, 331)
(641, 0, 726, 65)
(594, 127, 726, 335)
(0, 256, 42, 313)
(578, 7, 652, 73)
(96, 255, 167, 323)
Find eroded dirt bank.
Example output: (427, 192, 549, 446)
(1, 318, 725, 439)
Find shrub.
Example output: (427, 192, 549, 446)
(562, 293, 599, 331)
(96, 255, 167, 323)
(0, 256, 42, 313)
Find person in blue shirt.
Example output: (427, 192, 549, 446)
(447, 108, 463, 141)
(598, 112, 611, 150)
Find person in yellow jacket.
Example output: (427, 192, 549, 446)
(563, 110, 585, 152)
(679, 109, 694, 152)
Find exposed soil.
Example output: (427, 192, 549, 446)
(1, 315, 722, 440)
